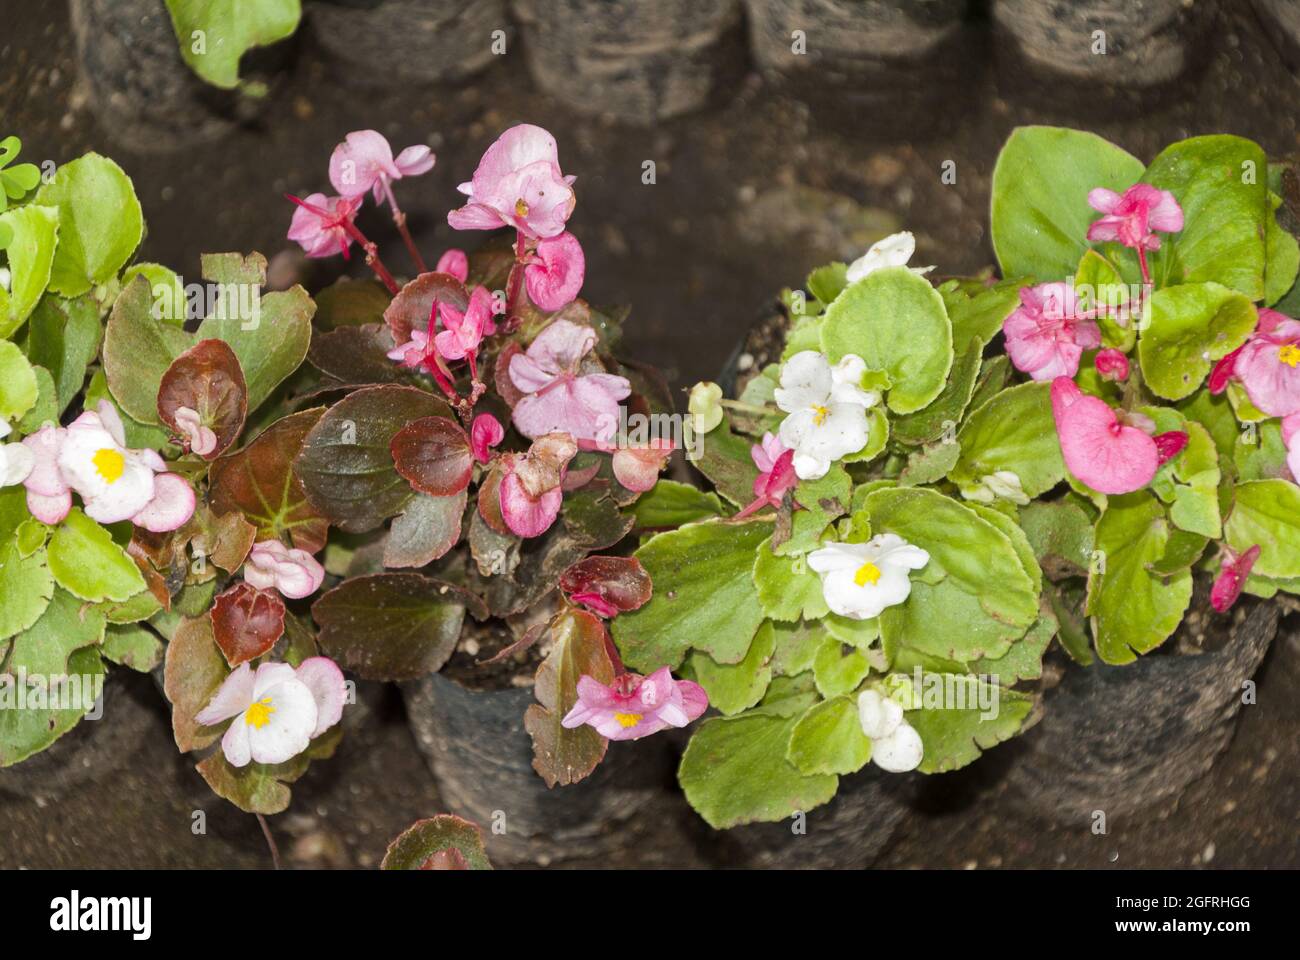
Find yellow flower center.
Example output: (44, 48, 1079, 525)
(854, 561, 882, 587)
(614, 712, 642, 728)
(1279, 343, 1300, 368)
(244, 696, 276, 730)
(812, 404, 830, 426)
(91, 448, 125, 484)
(515, 198, 530, 218)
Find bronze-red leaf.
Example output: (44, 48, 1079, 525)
(212, 581, 286, 668)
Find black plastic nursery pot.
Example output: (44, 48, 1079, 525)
(307, 0, 510, 86)
(69, 0, 289, 151)
(0, 669, 162, 798)
(402, 667, 689, 868)
(1006, 593, 1279, 826)
(513, 0, 747, 124)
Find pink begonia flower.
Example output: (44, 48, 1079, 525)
(1050, 377, 1162, 495)
(56, 401, 195, 531)
(1153, 430, 1189, 466)
(525, 231, 585, 311)
(243, 540, 326, 600)
(509, 319, 631, 447)
(173, 405, 217, 457)
(561, 667, 708, 741)
(195, 658, 346, 768)
(435, 248, 469, 282)
(20, 424, 71, 524)
(1003, 282, 1101, 381)
(328, 129, 435, 203)
(497, 433, 578, 538)
(434, 286, 496, 364)
(1086, 183, 1184, 251)
(1094, 348, 1130, 382)
(447, 124, 576, 240)
(471, 413, 505, 463)
(1283, 413, 1300, 482)
(286, 192, 362, 259)
(1222, 307, 1300, 417)
(611, 438, 674, 493)
(1210, 544, 1261, 614)
(387, 327, 435, 370)
(734, 432, 799, 520)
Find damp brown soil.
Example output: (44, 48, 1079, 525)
(0, 1, 1296, 868)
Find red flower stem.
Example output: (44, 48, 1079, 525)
(1137, 246, 1151, 287)
(503, 230, 529, 329)
(286, 193, 400, 295)
(381, 178, 428, 274)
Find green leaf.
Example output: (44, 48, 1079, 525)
(0, 340, 37, 421)
(770, 620, 828, 677)
(1224, 479, 1300, 579)
(24, 294, 103, 414)
(787, 696, 872, 776)
(311, 572, 481, 680)
(1018, 500, 1095, 578)
(991, 126, 1144, 280)
(15, 363, 55, 435)
(630, 480, 725, 528)
(34, 153, 142, 297)
(753, 537, 829, 620)
(969, 614, 1055, 684)
(807, 262, 848, 304)
(381, 815, 493, 870)
(685, 619, 776, 715)
(196, 749, 309, 815)
(939, 276, 1023, 352)
(162, 614, 229, 752)
(0, 645, 104, 768)
(864, 487, 1039, 662)
(612, 519, 769, 672)
(687, 417, 758, 508)
(1141, 134, 1268, 300)
(195, 252, 314, 411)
(774, 462, 851, 556)
(812, 635, 871, 698)
(7, 586, 105, 677)
(1086, 491, 1193, 663)
(891, 339, 982, 446)
(121, 263, 187, 325)
(679, 711, 839, 828)
(1265, 190, 1299, 306)
(102, 275, 195, 424)
(908, 675, 1034, 774)
(1075, 249, 1135, 349)
(0, 203, 59, 336)
(1138, 283, 1256, 401)
(950, 381, 1064, 500)
(165, 0, 302, 89)
(102, 623, 165, 672)
(821, 266, 953, 414)
(47, 508, 147, 603)
(0, 540, 54, 642)
(524, 608, 615, 787)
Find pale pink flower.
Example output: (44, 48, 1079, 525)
(173, 405, 217, 457)
(561, 667, 708, 741)
(1051, 377, 1162, 495)
(1086, 183, 1184, 251)
(243, 539, 326, 600)
(508, 319, 630, 447)
(496, 433, 578, 538)
(386, 327, 435, 370)
(435, 248, 469, 282)
(525, 231, 585, 311)
(1211, 544, 1261, 614)
(447, 124, 576, 240)
(1003, 282, 1101, 381)
(1283, 413, 1300, 482)
(195, 658, 346, 767)
(286, 192, 362, 259)
(734, 432, 799, 520)
(470, 413, 504, 463)
(1227, 308, 1300, 417)
(20, 424, 71, 524)
(328, 129, 434, 203)
(1094, 348, 1130, 382)
(611, 438, 673, 493)
(434, 287, 495, 363)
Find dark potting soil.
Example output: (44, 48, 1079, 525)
(1, 0, 1296, 868)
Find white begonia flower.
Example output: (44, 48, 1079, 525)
(807, 533, 930, 621)
(961, 469, 1030, 506)
(0, 419, 35, 488)
(775, 351, 879, 480)
(57, 402, 163, 524)
(194, 658, 347, 768)
(845, 231, 935, 284)
(857, 689, 924, 773)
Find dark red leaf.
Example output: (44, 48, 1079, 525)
(383, 271, 468, 346)
(391, 415, 474, 497)
(157, 339, 248, 459)
(212, 581, 286, 668)
(559, 556, 653, 617)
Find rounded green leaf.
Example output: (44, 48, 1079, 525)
(165, 0, 302, 89)
(46, 508, 147, 603)
(1138, 282, 1256, 401)
(787, 696, 872, 776)
(1224, 479, 1300, 579)
(991, 126, 1144, 281)
(820, 266, 953, 414)
(753, 537, 829, 621)
(35, 153, 143, 297)
(686, 620, 776, 716)
(0, 203, 59, 336)
(0, 340, 38, 422)
(949, 381, 1065, 499)
(0, 540, 55, 642)
(907, 675, 1034, 774)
